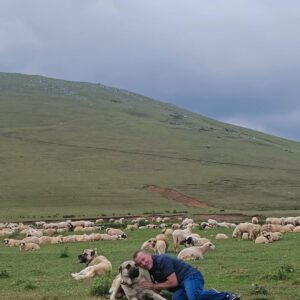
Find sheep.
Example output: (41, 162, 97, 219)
(293, 226, 300, 232)
(215, 233, 228, 240)
(126, 224, 138, 231)
(19, 241, 40, 251)
(162, 228, 173, 236)
(155, 239, 167, 254)
(4, 238, 21, 247)
(251, 217, 259, 224)
(207, 219, 218, 227)
(141, 238, 157, 252)
(172, 223, 193, 252)
(255, 236, 270, 244)
(267, 232, 283, 241)
(26, 229, 43, 238)
(171, 223, 181, 230)
(266, 217, 284, 225)
(241, 233, 249, 240)
(232, 223, 261, 240)
(106, 228, 127, 238)
(177, 242, 215, 261)
(22, 236, 40, 244)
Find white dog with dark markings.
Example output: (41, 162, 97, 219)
(71, 248, 112, 280)
(109, 260, 167, 300)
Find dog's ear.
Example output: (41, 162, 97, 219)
(118, 265, 122, 273)
(125, 263, 132, 270)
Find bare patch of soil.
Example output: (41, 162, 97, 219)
(144, 184, 211, 208)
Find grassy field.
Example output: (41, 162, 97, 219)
(0, 225, 299, 300)
(0, 72, 300, 221)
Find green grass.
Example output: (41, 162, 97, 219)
(0, 72, 300, 221)
(0, 227, 299, 299)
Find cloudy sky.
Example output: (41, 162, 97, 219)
(1, 1, 300, 142)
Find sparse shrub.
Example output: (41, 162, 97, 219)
(90, 274, 112, 296)
(173, 209, 177, 213)
(101, 213, 107, 216)
(24, 280, 37, 290)
(127, 212, 131, 215)
(0, 270, 9, 278)
(264, 264, 294, 280)
(138, 219, 148, 227)
(250, 283, 268, 295)
(59, 247, 69, 258)
(62, 214, 75, 218)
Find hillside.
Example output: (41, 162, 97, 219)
(0, 72, 300, 221)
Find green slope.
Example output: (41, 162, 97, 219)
(0, 72, 300, 221)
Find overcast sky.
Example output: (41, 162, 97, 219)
(1, 1, 300, 142)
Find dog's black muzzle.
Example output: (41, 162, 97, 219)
(78, 253, 88, 264)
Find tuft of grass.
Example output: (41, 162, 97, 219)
(90, 274, 113, 297)
(250, 283, 268, 295)
(23, 280, 38, 290)
(263, 264, 295, 281)
(0, 270, 9, 279)
(59, 247, 69, 258)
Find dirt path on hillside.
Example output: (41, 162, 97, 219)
(144, 184, 211, 208)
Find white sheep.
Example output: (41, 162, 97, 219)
(215, 233, 228, 240)
(177, 242, 215, 261)
(4, 238, 21, 247)
(232, 223, 261, 240)
(293, 226, 300, 232)
(172, 223, 193, 253)
(251, 217, 259, 224)
(19, 241, 40, 251)
(255, 236, 270, 244)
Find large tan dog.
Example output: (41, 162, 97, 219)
(71, 248, 112, 280)
(109, 260, 167, 300)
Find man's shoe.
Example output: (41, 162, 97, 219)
(227, 292, 240, 300)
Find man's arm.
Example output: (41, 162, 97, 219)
(141, 272, 178, 291)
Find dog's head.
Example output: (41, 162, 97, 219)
(78, 248, 97, 264)
(119, 260, 140, 286)
(119, 233, 127, 239)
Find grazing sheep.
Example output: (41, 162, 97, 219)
(141, 238, 156, 252)
(162, 228, 173, 236)
(266, 217, 284, 225)
(19, 241, 40, 251)
(232, 223, 261, 240)
(153, 239, 167, 255)
(172, 223, 193, 253)
(242, 233, 249, 240)
(177, 242, 215, 261)
(215, 233, 228, 240)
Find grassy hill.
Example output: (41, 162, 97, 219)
(1, 72, 300, 221)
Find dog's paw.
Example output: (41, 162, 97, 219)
(71, 273, 77, 277)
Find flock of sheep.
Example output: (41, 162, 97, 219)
(2, 215, 300, 261)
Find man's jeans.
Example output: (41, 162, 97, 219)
(172, 272, 229, 300)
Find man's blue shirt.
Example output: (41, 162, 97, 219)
(149, 254, 199, 291)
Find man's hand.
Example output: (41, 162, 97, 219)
(140, 280, 155, 290)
